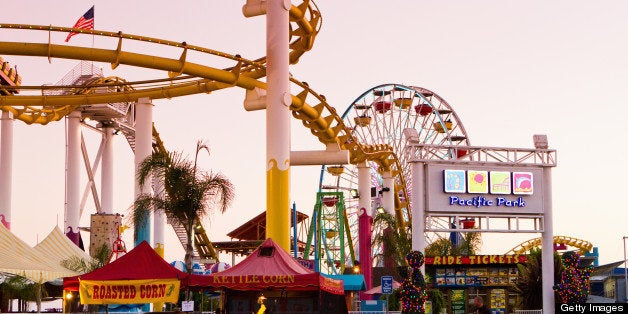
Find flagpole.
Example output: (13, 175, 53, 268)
(91, 5, 95, 75)
(91, 5, 95, 49)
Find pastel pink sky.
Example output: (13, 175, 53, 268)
(2, 1, 627, 265)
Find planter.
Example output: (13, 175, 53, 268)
(461, 219, 475, 229)
(414, 104, 433, 116)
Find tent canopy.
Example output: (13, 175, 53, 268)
(323, 274, 366, 291)
(34, 226, 92, 267)
(190, 238, 344, 295)
(363, 280, 401, 295)
(64, 241, 188, 291)
(0, 224, 81, 282)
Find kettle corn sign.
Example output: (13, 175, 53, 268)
(79, 279, 180, 304)
(427, 164, 544, 214)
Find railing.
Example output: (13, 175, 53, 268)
(349, 312, 401, 314)
(514, 310, 543, 314)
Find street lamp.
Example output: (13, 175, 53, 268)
(623, 236, 627, 303)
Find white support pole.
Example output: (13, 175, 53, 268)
(357, 163, 371, 220)
(411, 162, 426, 253)
(0, 111, 14, 229)
(101, 125, 114, 214)
(541, 167, 555, 314)
(153, 175, 165, 258)
(65, 111, 82, 245)
(265, 0, 292, 252)
(134, 98, 153, 247)
(382, 171, 395, 216)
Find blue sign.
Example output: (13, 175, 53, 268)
(381, 276, 393, 294)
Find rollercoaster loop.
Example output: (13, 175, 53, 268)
(0, 1, 418, 264)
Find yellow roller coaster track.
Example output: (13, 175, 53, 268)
(505, 235, 593, 255)
(0, 0, 410, 246)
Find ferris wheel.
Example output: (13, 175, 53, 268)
(317, 83, 471, 267)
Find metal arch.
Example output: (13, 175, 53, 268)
(505, 235, 594, 255)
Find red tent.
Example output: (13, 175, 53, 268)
(63, 241, 189, 292)
(190, 238, 346, 313)
(189, 238, 343, 295)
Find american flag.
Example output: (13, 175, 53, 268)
(65, 6, 94, 42)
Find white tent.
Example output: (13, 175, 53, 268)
(0, 224, 83, 282)
(34, 226, 92, 267)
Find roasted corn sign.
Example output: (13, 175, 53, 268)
(79, 279, 180, 304)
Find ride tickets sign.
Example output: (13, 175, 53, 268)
(426, 164, 544, 214)
(425, 254, 527, 266)
(79, 279, 180, 304)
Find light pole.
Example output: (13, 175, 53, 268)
(623, 236, 628, 302)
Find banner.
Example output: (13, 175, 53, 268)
(79, 279, 180, 304)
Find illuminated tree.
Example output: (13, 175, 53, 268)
(400, 251, 428, 314)
(554, 251, 592, 304)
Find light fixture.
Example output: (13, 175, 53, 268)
(350, 189, 359, 199)
(66, 292, 73, 300)
(533, 134, 548, 149)
(353, 260, 360, 274)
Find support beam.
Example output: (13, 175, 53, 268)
(290, 149, 349, 166)
(357, 163, 373, 300)
(153, 175, 165, 257)
(381, 171, 395, 216)
(411, 162, 426, 254)
(134, 98, 153, 247)
(65, 111, 82, 246)
(0, 111, 14, 229)
(541, 167, 555, 314)
(101, 125, 114, 214)
(265, 0, 291, 252)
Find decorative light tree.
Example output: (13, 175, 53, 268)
(554, 251, 592, 304)
(400, 251, 428, 313)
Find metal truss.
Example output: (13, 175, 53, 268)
(425, 213, 544, 233)
(405, 143, 557, 167)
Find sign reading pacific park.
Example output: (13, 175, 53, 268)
(79, 279, 180, 304)
(426, 164, 544, 214)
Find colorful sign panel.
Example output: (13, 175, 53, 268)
(434, 265, 520, 287)
(79, 279, 180, 304)
(427, 164, 543, 214)
(425, 255, 527, 266)
(450, 290, 466, 314)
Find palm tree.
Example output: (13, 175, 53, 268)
(132, 140, 235, 279)
(424, 232, 482, 257)
(372, 212, 411, 267)
(510, 247, 562, 309)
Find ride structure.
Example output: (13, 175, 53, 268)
(0, 1, 412, 265)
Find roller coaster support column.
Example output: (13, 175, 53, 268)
(0, 111, 13, 229)
(134, 97, 153, 247)
(265, 0, 292, 251)
(101, 123, 114, 214)
(382, 171, 395, 216)
(153, 175, 165, 257)
(357, 163, 373, 299)
(411, 162, 426, 272)
(541, 167, 555, 314)
(65, 111, 82, 246)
